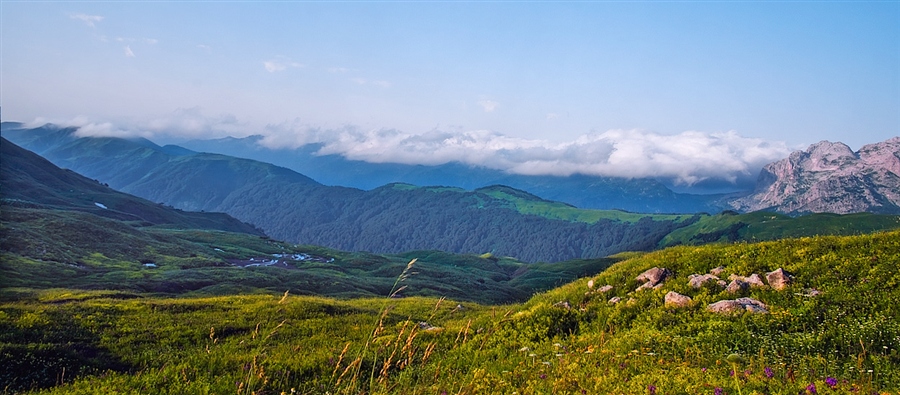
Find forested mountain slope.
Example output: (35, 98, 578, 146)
(0, 137, 262, 235)
(2, 125, 694, 262)
(179, 134, 729, 212)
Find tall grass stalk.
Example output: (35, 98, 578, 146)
(342, 258, 417, 394)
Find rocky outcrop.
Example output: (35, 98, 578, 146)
(707, 298, 769, 314)
(636, 267, 673, 290)
(728, 137, 900, 214)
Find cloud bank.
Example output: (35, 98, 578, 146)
(40, 113, 791, 187)
(259, 122, 790, 186)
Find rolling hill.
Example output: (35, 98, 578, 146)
(0, 137, 262, 235)
(1, 125, 697, 262)
(178, 134, 731, 213)
(2, 230, 897, 393)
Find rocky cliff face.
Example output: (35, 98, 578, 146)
(729, 137, 900, 215)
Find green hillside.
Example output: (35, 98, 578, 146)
(2, 231, 897, 394)
(0, 205, 619, 304)
(660, 210, 900, 247)
(1, 131, 695, 263)
(0, 137, 263, 235)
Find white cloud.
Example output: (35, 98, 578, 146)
(70, 13, 103, 27)
(371, 80, 392, 88)
(144, 38, 159, 45)
(256, 124, 790, 186)
(546, 113, 559, 120)
(38, 113, 791, 186)
(478, 99, 499, 113)
(124, 45, 135, 57)
(142, 107, 248, 139)
(197, 44, 212, 52)
(43, 109, 248, 141)
(263, 58, 304, 73)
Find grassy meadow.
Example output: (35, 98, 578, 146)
(2, 231, 899, 394)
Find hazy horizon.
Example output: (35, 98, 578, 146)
(2, 1, 897, 187)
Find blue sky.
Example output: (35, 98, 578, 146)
(2, 1, 898, 187)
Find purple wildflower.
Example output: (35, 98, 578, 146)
(825, 377, 838, 388)
(648, 385, 657, 395)
(702, 367, 708, 373)
(729, 369, 735, 377)
(764, 366, 774, 378)
(806, 383, 817, 394)
(714, 387, 724, 395)
(540, 374, 547, 380)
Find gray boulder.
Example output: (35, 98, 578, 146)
(664, 291, 693, 308)
(688, 274, 721, 289)
(636, 267, 673, 290)
(707, 297, 769, 314)
(766, 268, 793, 290)
(726, 279, 749, 294)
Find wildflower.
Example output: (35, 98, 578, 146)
(540, 374, 547, 380)
(806, 383, 817, 394)
(764, 367, 773, 378)
(825, 377, 837, 388)
(714, 388, 724, 395)
(648, 385, 657, 395)
(702, 367, 708, 372)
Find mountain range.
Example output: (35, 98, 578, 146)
(3, 122, 899, 262)
(730, 137, 900, 214)
(176, 135, 729, 213)
(0, 125, 696, 262)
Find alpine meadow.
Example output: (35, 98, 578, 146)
(3, 2, 900, 394)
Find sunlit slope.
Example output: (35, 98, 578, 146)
(3, 231, 898, 394)
(659, 210, 900, 246)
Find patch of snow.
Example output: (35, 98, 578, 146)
(94, 202, 108, 209)
(143, 263, 157, 268)
(214, 248, 224, 252)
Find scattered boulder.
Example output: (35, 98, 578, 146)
(726, 279, 749, 294)
(746, 274, 766, 288)
(586, 283, 614, 297)
(707, 297, 769, 314)
(587, 279, 595, 289)
(710, 266, 726, 276)
(728, 273, 766, 288)
(636, 267, 673, 290)
(664, 291, 693, 308)
(608, 297, 622, 305)
(688, 274, 721, 289)
(553, 301, 572, 310)
(766, 268, 793, 290)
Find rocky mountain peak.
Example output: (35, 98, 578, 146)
(728, 137, 900, 215)
(802, 141, 856, 172)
